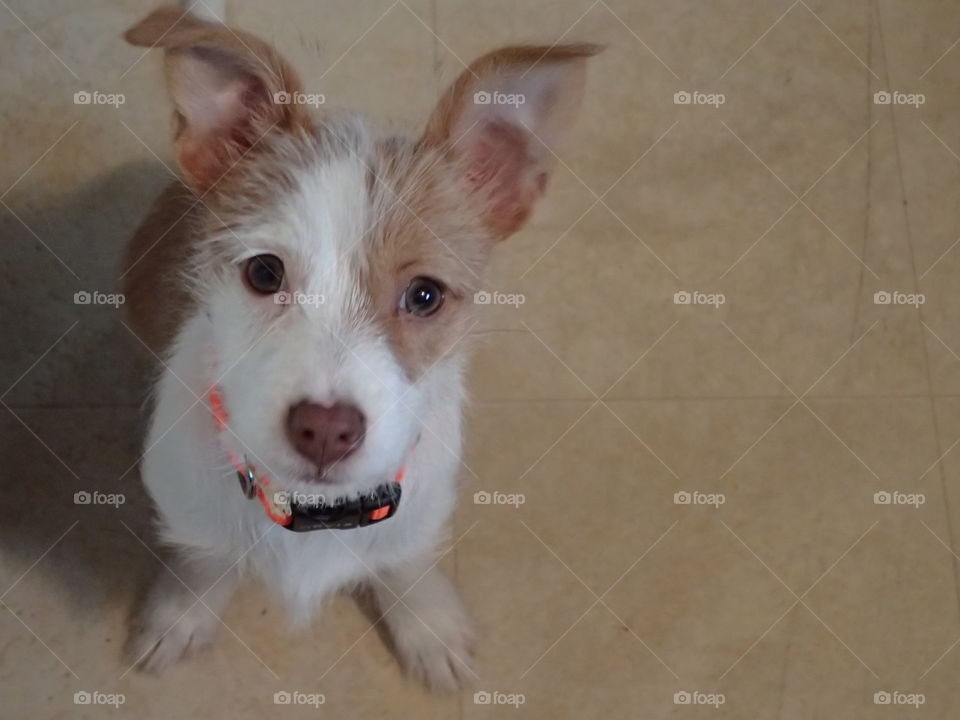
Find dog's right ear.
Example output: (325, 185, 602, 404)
(125, 7, 308, 192)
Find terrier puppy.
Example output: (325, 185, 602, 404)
(121, 4, 595, 691)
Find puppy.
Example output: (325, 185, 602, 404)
(121, 4, 595, 691)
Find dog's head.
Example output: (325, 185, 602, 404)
(126, 8, 595, 497)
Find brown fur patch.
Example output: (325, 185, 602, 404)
(360, 139, 494, 380)
(121, 181, 203, 356)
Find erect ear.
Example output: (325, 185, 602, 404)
(125, 7, 309, 192)
(422, 44, 599, 238)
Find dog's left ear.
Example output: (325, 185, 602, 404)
(422, 45, 599, 238)
(125, 6, 309, 192)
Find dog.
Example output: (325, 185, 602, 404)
(121, 2, 595, 691)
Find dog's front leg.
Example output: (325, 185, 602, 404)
(125, 550, 241, 673)
(370, 556, 477, 692)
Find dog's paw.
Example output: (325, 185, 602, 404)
(389, 594, 477, 693)
(125, 599, 218, 673)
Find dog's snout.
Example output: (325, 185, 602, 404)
(287, 401, 365, 470)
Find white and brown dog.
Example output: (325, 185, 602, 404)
(121, 3, 594, 691)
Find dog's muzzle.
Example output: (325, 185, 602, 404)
(209, 384, 408, 532)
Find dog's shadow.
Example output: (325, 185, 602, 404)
(0, 161, 172, 621)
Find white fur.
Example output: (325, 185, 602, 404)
(127, 133, 474, 687)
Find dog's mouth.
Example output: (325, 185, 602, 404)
(284, 457, 395, 495)
(303, 466, 347, 486)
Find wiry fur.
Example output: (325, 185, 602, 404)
(122, 4, 594, 692)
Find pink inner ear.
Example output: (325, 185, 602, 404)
(463, 120, 541, 236)
(173, 61, 269, 191)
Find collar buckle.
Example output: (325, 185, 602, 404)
(236, 464, 257, 499)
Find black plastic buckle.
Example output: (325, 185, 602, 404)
(283, 482, 402, 532)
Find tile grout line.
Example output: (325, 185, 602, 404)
(875, 0, 960, 651)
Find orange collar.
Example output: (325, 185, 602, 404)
(208, 385, 406, 531)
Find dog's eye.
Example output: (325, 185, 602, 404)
(244, 254, 284, 294)
(402, 277, 444, 317)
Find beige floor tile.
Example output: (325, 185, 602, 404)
(811, 106, 929, 397)
(709, 208, 865, 394)
(456, 396, 959, 716)
(918, 246, 960, 394)
(871, 2, 960, 394)
(465, 329, 597, 402)
(457, 403, 678, 717)
(601, 398, 956, 715)
(234, 0, 437, 128)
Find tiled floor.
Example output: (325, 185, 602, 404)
(2, 0, 960, 717)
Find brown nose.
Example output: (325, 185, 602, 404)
(286, 402, 365, 470)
